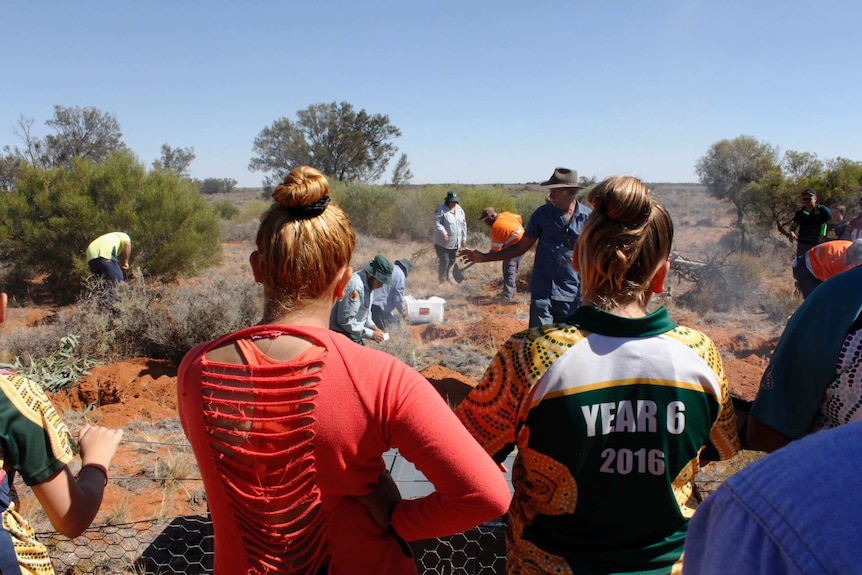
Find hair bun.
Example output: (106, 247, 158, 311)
(589, 176, 652, 226)
(271, 166, 330, 210)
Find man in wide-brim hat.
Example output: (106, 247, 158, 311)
(433, 190, 468, 284)
(461, 167, 592, 327)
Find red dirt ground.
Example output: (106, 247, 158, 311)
(20, 284, 774, 526)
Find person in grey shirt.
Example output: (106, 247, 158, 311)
(433, 190, 467, 284)
(330, 255, 393, 344)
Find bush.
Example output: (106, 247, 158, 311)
(212, 200, 239, 220)
(0, 275, 263, 366)
(329, 183, 547, 243)
(0, 151, 223, 297)
(677, 254, 765, 314)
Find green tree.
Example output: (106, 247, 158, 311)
(198, 177, 238, 194)
(152, 143, 196, 177)
(43, 105, 126, 168)
(248, 101, 402, 188)
(0, 151, 221, 296)
(390, 153, 413, 189)
(695, 135, 779, 250)
(3, 106, 127, 173)
(0, 152, 22, 192)
(821, 157, 862, 205)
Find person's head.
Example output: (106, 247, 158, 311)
(479, 207, 497, 227)
(540, 167, 583, 211)
(444, 190, 460, 209)
(833, 204, 847, 220)
(395, 259, 413, 276)
(364, 255, 394, 290)
(574, 176, 673, 310)
(801, 188, 817, 208)
(847, 239, 862, 267)
(252, 166, 355, 311)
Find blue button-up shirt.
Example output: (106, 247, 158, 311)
(524, 201, 592, 301)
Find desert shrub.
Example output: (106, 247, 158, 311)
(760, 283, 802, 323)
(132, 170, 223, 280)
(14, 275, 263, 365)
(236, 198, 271, 223)
(0, 333, 97, 392)
(513, 192, 547, 222)
(329, 184, 547, 243)
(337, 184, 401, 238)
(423, 342, 492, 381)
(212, 200, 239, 220)
(677, 254, 765, 314)
(197, 177, 238, 195)
(0, 151, 223, 298)
(221, 219, 259, 244)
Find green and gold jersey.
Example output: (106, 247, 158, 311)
(0, 370, 75, 575)
(456, 306, 739, 575)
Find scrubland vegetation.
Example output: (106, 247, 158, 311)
(1, 176, 805, 394)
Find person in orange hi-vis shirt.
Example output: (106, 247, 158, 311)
(478, 207, 524, 301)
(792, 238, 862, 299)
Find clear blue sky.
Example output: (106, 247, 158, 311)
(3, 1, 861, 188)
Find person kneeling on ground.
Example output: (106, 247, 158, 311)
(371, 259, 413, 330)
(330, 254, 393, 344)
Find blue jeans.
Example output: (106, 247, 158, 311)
(88, 257, 124, 284)
(529, 297, 580, 328)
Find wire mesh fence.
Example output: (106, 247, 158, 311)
(35, 438, 733, 573)
(43, 514, 508, 575)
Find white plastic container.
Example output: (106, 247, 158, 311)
(406, 296, 446, 324)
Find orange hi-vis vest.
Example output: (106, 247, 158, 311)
(489, 212, 524, 252)
(805, 240, 856, 281)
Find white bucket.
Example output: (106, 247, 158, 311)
(406, 296, 446, 324)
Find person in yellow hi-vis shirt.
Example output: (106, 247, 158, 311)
(478, 207, 524, 301)
(85, 232, 131, 283)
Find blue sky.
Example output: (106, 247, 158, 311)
(2, 1, 861, 187)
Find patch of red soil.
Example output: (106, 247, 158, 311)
(420, 364, 477, 409)
(52, 358, 178, 429)
(461, 309, 527, 350)
(692, 326, 777, 401)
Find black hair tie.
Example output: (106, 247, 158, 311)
(289, 196, 331, 219)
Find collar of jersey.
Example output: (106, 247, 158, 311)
(566, 305, 677, 337)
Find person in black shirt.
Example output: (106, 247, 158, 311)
(788, 188, 832, 257)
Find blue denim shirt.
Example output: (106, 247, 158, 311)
(524, 201, 592, 301)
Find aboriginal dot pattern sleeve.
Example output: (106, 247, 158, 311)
(455, 306, 740, 575)
(0, 370, 76, 575)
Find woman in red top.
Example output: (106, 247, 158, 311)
(177, 166, 510, 575)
